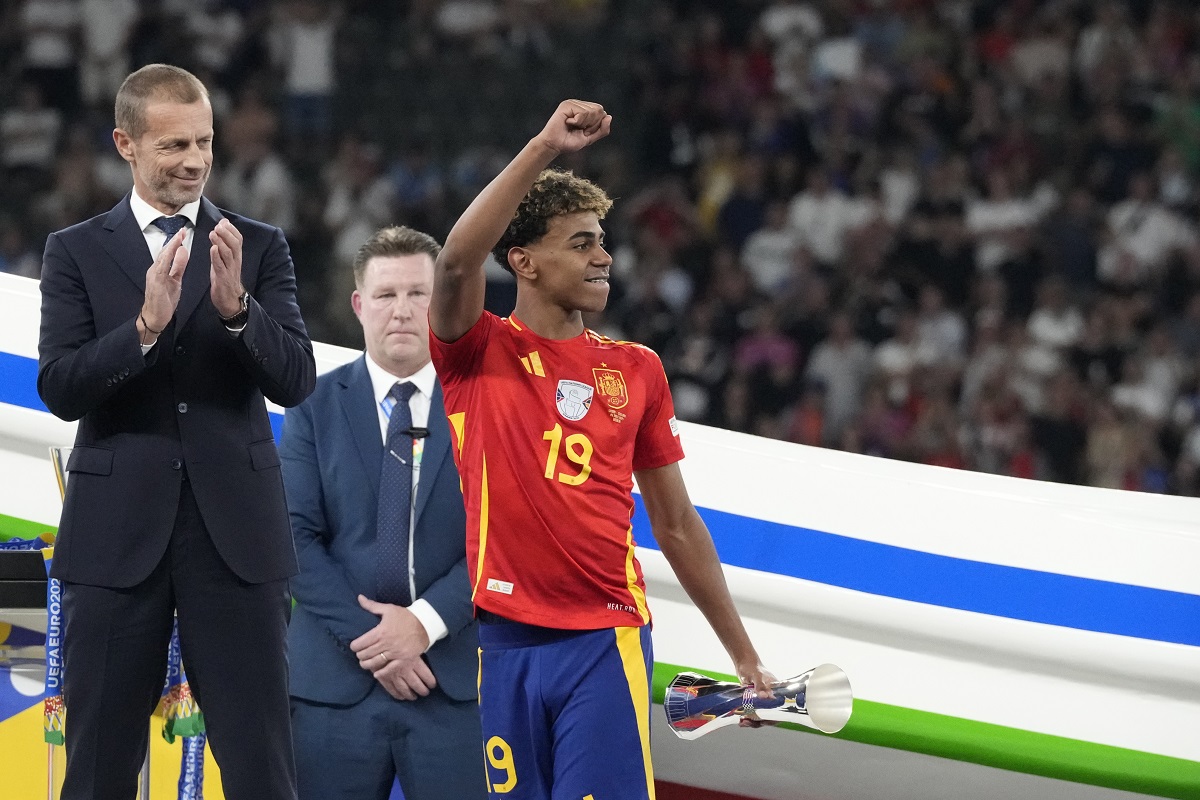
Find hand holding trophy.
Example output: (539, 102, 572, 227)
(665, 664, 853, 740)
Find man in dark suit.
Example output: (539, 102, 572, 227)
(280, 226, 485, 800)
(36, 64, 314, 800)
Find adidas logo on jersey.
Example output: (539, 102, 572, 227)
(486, 578, 514, 595)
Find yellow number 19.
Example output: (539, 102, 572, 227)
(542, 424, 593, 486)
(485, 736, 517, 793)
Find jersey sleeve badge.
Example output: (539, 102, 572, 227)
(556, 380, 594, 421)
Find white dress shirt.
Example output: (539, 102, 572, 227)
(363, 354, 447, 650)
(130, 187, 200, 265)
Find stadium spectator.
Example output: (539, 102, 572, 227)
(7, 0, 1200, 496)
(78, 0, 138, 111)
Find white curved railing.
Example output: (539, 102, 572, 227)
(2, 270, 1198, 800)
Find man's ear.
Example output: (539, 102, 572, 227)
(112, 128, 136, 164)
(351, 289, 363, 320)
(509, 247, 537, 281)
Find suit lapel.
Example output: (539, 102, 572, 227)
(415, 383, 450, 526)
(340, 356, 384, 507)
(100, 197, 153, 292)
(174, 197, 220, 331)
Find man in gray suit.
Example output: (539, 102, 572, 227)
(280, 226, 485, 800)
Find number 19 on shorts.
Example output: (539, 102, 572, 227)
(485, 736, 517, 793)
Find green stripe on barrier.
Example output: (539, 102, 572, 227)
(652, 662, 1200, 800)
(0, 511, 56, 542)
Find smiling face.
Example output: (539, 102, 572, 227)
(114, 98, 213, 215)
(517, 211, 613, 314)
(352, 252, 435, 378)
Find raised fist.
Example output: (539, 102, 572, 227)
(537, 99, 612, 154)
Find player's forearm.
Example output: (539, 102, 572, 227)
(439, 137, 559, 278)
(431, 138, 560, 341)
(657, 510, 762, 667)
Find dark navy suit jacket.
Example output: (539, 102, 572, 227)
(280, 355, 477, 704)
(37, 194, 315, 587)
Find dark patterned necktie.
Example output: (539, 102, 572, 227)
(376, 381, 417, 606)
(151, 215, 188, 238)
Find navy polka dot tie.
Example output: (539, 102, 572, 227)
(151, 215, 188, 238)
(376, 381, 417, 606)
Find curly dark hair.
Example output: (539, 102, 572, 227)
(491, 168, 613, 273)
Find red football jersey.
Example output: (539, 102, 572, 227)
(429, 312, 684, 629)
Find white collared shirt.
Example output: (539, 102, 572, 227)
(362, 354, 447, 650)
(364, 355, 437, 443)
(130, 188, 201, 260)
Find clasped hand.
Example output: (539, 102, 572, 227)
(350, 595, 436, 702)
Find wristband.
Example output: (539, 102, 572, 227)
(139, 313, 163, 345)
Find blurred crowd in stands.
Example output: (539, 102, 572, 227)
(5, 0, 1200, 496)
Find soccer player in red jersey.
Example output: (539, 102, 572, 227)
(428, 100, 775, 799)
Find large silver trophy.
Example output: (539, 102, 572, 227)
(664, 664, 853, 740)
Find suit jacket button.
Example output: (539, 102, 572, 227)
(177, 402, 188, 413)
(121, 367, 130, 378)
(171, 459, 183, 470)
(175, 345, 185, 356)
(105, 378, 113, 386)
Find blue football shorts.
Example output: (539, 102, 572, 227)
(476, 616, 655, 800)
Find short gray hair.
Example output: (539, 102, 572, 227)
(115, 64, 209, 139)
(352, 226, 442, 286)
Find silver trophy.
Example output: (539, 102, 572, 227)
(664, 664, 853, 739)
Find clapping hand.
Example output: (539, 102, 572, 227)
(209, 218, 245, 318)
(139, 228, 189, 339)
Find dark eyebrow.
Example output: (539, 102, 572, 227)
(568, 231, 597, 242)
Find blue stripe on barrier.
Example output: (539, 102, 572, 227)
(0, 350, 287, 435)
(632, 499, 1200, 647)
(4, 351, 1198, 646)
(0, 351, 48, 413)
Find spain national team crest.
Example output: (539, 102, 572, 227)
(556, 380, 594, 421)
(593, 367, 629, 410)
